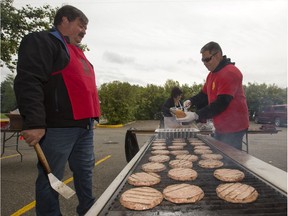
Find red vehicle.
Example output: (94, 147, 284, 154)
(254, 104, 287, 127)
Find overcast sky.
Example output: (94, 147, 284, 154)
(5, 0, 288, 88)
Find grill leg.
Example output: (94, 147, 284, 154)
(241, 132, 249, 153)
(125, 128, 139, 162)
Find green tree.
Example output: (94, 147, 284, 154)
(135, 84, 166, 120)
(245, 82, 287, 117)
(163, 79, 180, 93)
(162, 79, 181, 103)
(98, 81, 138, 124)
(1, 0, 58, 71)
(1, 0, 58, 112)
(96, 80, 286, 124)
(181, 83, 203, 99)
(1, 74, 17, 112)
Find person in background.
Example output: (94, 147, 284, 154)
(162, 86, 184, 128)
(181, 41, 249, 150)
(14, 5, 100, 215)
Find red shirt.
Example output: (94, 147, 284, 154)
(202, 64, 249, 133)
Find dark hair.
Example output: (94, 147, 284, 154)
(53, 5, 88, 27)
(171, 87, 183, 98)
(200, 41, 222, 55)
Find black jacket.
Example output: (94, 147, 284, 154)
(14, 29, 91, 130)
(162, 98, 183, 117)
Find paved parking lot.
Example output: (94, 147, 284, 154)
(1, 120, 286, 215)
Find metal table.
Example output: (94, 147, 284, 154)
(243, 128, 281, 152)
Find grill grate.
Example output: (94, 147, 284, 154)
(99, 136, 287, 216)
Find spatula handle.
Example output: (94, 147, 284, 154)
(34, 143, 52, 174)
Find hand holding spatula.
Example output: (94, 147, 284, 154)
(34, 143, 76, 199)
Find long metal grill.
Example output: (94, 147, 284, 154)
(97, 133, 287, 216)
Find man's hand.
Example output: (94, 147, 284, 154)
(176, 112, 198, 122)
(21, 129, 45, 146)
(183, 100, 192, 109)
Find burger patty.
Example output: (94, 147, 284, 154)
(168, 168, 198, 181)
(163, 183, 204, 204)
(170, 150, 189, 156)
(201, 153, 223, 160)
(151, 150, 170, 155)
(176, 154, 199, 162)
(120, 187, 163, 210)
(198, 159, 224, 168)
(168, 145, 184, 150)
(142, 162, 166, 172)
(216, 183, 259, 203)
(169, 159, 193, 168)
(214, 168, 245, 182)
(194, 145, 211, 150)
(194, 149, 213, 155)
(128, 172, 161, 186)
(153, 139, 166, 143)
(151, 142, 166, 146)
(149, 155, 170, 163)
(189, 141, 206, 146)
(172, 142, 187, 146)
(151, 146, 167, 150)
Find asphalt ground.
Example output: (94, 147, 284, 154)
(1, 120, 287, 216)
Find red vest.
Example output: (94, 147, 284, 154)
(54, 43, 101, 120)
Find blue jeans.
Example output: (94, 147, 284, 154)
(35, 124, 95, 216)
(214, 129, 247, 150)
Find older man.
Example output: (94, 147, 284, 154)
(14, 5, 100, 215)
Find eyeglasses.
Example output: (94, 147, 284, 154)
(201, 52, 218, 63)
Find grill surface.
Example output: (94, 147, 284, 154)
(94, 135, 287, 216)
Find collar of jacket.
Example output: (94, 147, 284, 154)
(49, 28, 70, 56)
(212, 55, 235, 73)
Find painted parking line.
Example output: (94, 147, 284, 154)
(10, 155, 112, 216)
(1, 154, 21, 160)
